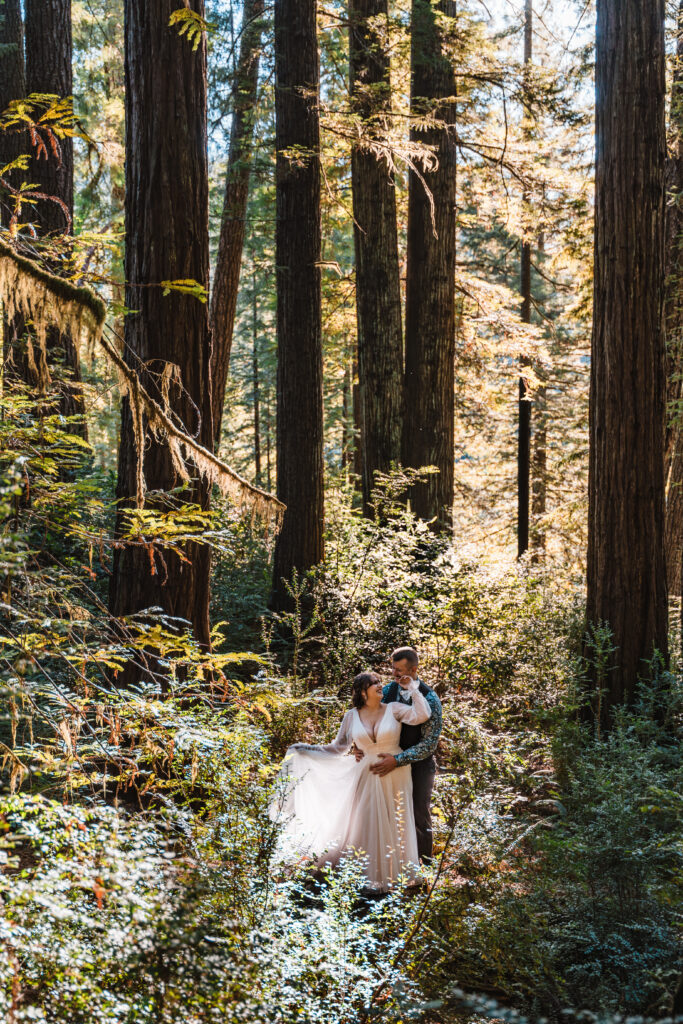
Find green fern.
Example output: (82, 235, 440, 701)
(168, 8, 215, 52)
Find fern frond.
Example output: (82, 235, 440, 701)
(168, 9, 215, 52)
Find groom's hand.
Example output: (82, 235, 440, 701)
(370, 754, 398, 776)
(352, 743, 365, 762)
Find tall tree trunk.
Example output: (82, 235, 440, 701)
(349, 0, 403, 515)
(24, 0, 86, 436)
(518, 0, 532, 557)
(664, 1, 683, 599)
(341, 351, 351, 473)
(531, 232, 547, 561)
(0, 0, 25, 368)
(271, 0, 324, 607)
(352, 348, 363, 483)
(265, 393, 272, 492)
(403, 0, 457, 531)
(252, 272, 262, 485)
(210, 0, 265, 450)
(586, 0, 667, 720)
(110, 0, 213, 667)
(25, 1, 73, 232)
(0, 0, 25, 214)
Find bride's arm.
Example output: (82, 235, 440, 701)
(291, 710, 354, 755)
(390, 681, 432, 725)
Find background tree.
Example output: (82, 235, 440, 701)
(586, 0, 668, 718)
(0, 0, 25, 370)
(110, 0, 213, 659)
(402, 0, 458, 532)
(664, 1, 683, 601)
(24, 0, 86, 433)
(210, 0, 266, 450)
(349, 0, 403, 515)
(518, 0, 532, 557)
(0, 0, 24, 216)
(271, 0, 324, 607)
(531, 230, 547, 560)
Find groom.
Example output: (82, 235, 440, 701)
(355, 646, 443, 863)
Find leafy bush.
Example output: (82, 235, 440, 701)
(422, 682, 683, 1017)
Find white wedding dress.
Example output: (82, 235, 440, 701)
(274, 682, 431, 891)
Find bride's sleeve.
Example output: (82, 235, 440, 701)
(291, 709, 354, 756)
(391, 682, 432, 725)
(321, 709, 354, 754)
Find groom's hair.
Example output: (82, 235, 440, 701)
(391, 646, 419, 667)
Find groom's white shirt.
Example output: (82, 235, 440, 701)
(384, 678, 443, 767)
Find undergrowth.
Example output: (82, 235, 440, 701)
(0, 412, 681, 1021)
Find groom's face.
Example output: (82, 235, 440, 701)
(393, 658, 418, 687)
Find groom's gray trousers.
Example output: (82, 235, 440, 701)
(411, 754, 436, 863)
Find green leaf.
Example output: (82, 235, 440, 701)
(160, 278, 208, 303)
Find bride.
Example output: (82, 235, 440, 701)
(274, 671, 432, 891)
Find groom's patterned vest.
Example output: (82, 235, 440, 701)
(384, 680, 432, 751)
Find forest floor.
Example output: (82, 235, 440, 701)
(1, 494, 682, 1022)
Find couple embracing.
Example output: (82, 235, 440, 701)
(277, 647, 443, 892)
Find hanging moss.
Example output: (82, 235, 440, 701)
(0, 234, 285, 523)
(0, 237, 106, 337)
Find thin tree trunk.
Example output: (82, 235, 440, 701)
(531, 232, 547, 562)
(252, 272, 262, 485)
(25, 1, 73, 231)
(265, 394, 272, 492)
(518, 0, 532, 557)
(403, 0, 457, 531)
(24, 0, 86, 437)
(271, 0, 324, 608)
(341, 351, 351, 473)
(210, 0, 265, 449)
(0, 0, 25, 369)
(0, 0, 25, 215)
(349, 0, 403, 515)
(586, 0, 668, 721)
(110, 0, 213, 670)
(664, 1, 683, 598)
(352, 348, 363, 483)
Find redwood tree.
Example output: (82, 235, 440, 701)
(586, 0, 667, 718)
(210, 0, 265, 448)
(0, 0, 25, 365)
(0, 0, 25, 215)
(271, 0, 324, 607)
(110, 0, 213, 656)
(664, 0, 683, 599)
(402, 0, 457, 531)
(518, 0, 532, 557)
(349, 0, 403, 515)
(24, 0, 85, 431)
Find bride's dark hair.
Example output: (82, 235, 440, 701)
(352, 671, 381, 709)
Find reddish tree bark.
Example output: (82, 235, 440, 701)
(664, 1, 683, 598)
(210, 0, 265, 449)
(110, 0, 213, 665)
(402, 0, 457, 531)
(271, 0, 324, 608)
(518, 0, 532, 557)
(0, 0, 26, 366)
(586, 0, 668, 720)
(349, 0, 403, 515)
(0, 0, 25, 214)
(24, 0, 86, 435)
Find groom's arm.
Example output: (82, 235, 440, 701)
(394, 690, 443, 767)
